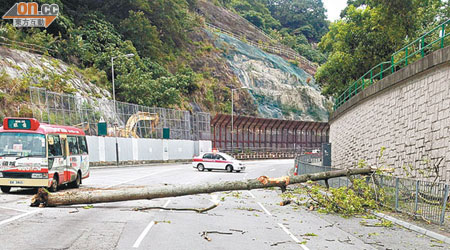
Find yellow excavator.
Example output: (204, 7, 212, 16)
(72, 122, 90, 134)
(107, 112, 159, 138)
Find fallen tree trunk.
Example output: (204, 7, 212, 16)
(31, 168, 372, 207)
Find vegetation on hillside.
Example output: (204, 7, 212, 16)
(3, 0, 447, 115)
(216, 0, 329, 64)
(0, 0, 241, 112)
(316, 0, 450, 97)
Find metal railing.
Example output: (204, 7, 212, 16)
(222, 146, 320, 154)
(295, 156, 449, 225)
(29, 87, 211, 140)
(334, 19, 450, 110)
(374, 175, 449, 225)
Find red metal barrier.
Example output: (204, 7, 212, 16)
(211, 114, 329, 152)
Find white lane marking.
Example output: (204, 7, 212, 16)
(269, 168, 276, 171)
(0, 210, 39, 226)
(132, 199, 172, 248)
(162, 199, 171, 210)
(247, 191, 256, 199)
(106, 169, 174, 188)
(257, 202, 272, 216)
(133, 221, 155, 248)
(278, 223, 310, 250)
(0, 206, 28, 213)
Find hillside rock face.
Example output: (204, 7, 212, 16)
(197, 0, 273, 44)
(212, 32, 330, 121)
(0, 46, 114, 123)
(0, 46, 110, 99)
(0, 0, 331, 122)
(198, 0, 331, 121)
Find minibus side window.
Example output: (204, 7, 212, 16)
(48, 135, 62, 157)
(78, 136, 88, 154)
(67, 136, 80, 155)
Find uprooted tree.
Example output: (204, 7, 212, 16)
(31, 168, 372, 207)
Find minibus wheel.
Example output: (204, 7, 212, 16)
(0, 186, 11, 193)
(49, 175, 59, 192)
(70, 172, 81, 188)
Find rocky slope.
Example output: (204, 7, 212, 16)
(0, 47, 110, 98)
(197, 0, 331, 121)
(0, 0, 331, 122)
(0, 46, 110, 118)
(211, 32, 330, 121)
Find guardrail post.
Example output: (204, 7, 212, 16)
(405, 47, 408, 66)
(441, 24, 445, 49)
(395, 177, 399, 211)
(421, 37, 425, 57)
(370, 70, 373, 84)
(391, 56, 394, 73)
(414, 180, 419, 216)
(380, 64, 383, 80)
(440, 184, 449, 225)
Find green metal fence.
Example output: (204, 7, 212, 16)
(374, 175, 449, 225)
(295, 156, 450, 225)
(334, 19, 450, 110)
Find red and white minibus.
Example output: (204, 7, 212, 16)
(0, 117, 89, 193)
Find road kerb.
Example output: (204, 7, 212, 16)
(296, 181, 450, 245)
(372, 212, 450, 245)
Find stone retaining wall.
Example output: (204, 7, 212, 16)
(330, 46, 450, 183)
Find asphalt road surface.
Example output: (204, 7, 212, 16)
(0, 159, 448, 250)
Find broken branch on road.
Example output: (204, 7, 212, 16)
(200, 230, 234, 241)
(133, 203, 218, 213)
(270, 241, 290, 246)
(30, 168, 372, 207)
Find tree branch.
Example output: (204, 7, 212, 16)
(31, 167, 372, 207)
(133, 203, 218, 213)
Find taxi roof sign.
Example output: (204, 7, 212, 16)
(3, 117, 40, 130)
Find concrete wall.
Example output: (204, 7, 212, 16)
(86, 136, 212, 164)
(330, 46, 450, 183)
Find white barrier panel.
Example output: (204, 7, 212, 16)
(198, 140, 212, 155)
(86, 136, 211, 163)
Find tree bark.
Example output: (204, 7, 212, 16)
(31, 168, 372, 207)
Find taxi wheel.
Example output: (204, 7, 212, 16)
(207, 169, 212, 171)
(197, 164, 205, 171)
(236, 170, 241, 173)
(226, 165, 233, 173)
(49, 175, 59, 192)
(0, 186, 11, 193)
